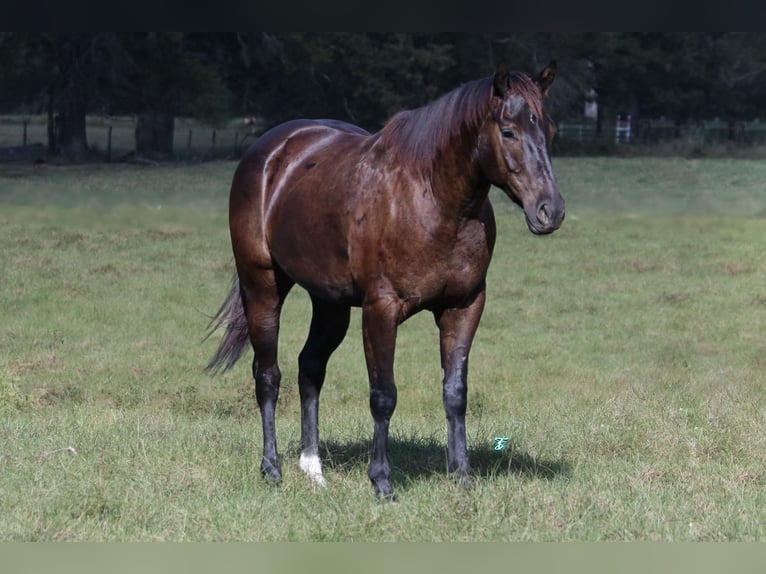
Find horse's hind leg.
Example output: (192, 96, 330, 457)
(298, 296, 350, 486)
(241, 267, 293, 482)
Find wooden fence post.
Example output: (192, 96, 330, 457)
(107, 126, 113, 162)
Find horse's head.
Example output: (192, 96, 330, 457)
(477, 61, 564, 235)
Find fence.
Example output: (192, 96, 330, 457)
(0, 115, 260, 161)
(557, 116, 766, 147)
(3, 114, 766, 161)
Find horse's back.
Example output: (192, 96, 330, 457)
(240, 118, 368, 161)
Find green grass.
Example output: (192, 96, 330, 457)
(2, 158, 766, 540)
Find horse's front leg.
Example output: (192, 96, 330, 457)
(361, 296, 401, 500)
(434, 287, 486, 487)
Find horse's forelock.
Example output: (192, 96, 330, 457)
(507, 72, 544, 119)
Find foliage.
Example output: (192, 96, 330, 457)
(585, 33, 766, 122)
(109, 33, 233, 122)
(0, 33, 129, 159)
(230, 33, 455, 130)
(2, 33, 766, 157)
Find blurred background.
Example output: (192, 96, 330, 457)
(1, 32, 765, 162)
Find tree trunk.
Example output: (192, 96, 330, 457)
(135, 112, 175, 160)
(47, 86, 56, 155)
(56, 96, 88, 161)
(52, 77, 89, 162)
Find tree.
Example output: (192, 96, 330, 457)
(0, 33, 123, 160)
(110, 33, 232, 160)
(3, 33, 765, 160)
(708, 33, 766, 122)
(584, 33, 766, 137)
(229, 33, 455, 131)
(0, 32, 230, 161)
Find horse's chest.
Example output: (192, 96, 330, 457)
(349, 197, 493, 307)
(439, 220, 491, 297)
(382, 218, 491, 304)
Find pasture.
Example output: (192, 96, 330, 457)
(1, 157, 766, 541)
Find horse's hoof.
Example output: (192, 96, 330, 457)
(376, 490, 399, 503)
(260, 459, 282, 484)
(372, 480, 397, 502)
(450, 470, 476, 490)
(458, 474, 476, 490)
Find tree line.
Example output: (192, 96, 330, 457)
(1, 33, 764, 161)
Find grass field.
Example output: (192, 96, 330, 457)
(1, 157, 766, 541)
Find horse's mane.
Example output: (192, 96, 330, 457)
(379, 72, 543, 180)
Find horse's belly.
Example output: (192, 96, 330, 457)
(283, 259, 360, 303)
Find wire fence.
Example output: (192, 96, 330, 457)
(557, 117, 766, 147)
(0, 115, 262, 162)
(2, 114, 766, 162)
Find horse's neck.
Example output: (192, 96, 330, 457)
(428, 132, 490, 220)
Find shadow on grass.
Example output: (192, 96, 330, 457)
(320, 435, 571, 491)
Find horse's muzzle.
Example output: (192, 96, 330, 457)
(526, 195, 565, 235)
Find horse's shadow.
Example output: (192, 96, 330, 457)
(319, 435, 571, 491)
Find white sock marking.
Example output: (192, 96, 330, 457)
(299, 453, 326, 487)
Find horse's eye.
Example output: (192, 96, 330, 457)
(530, 114, 537, 125)
(501, 128, 517, 140)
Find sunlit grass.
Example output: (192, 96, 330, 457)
(2, 158, 766, 540)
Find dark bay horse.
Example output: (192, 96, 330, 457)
(206, 62, 565, 499)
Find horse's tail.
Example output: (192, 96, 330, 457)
(204, 273, 250, 376)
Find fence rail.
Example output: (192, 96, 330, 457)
(2, 115, 766, 161)
(558, 117, 766, 147)
(0, 115, 260, 161)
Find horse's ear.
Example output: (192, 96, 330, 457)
(493, 62, 510, 97)
(534, 60, 557, 97)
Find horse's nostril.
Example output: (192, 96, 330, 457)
(538, 203, 550, 226)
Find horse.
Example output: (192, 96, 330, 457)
(205, 62, 565, 500)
